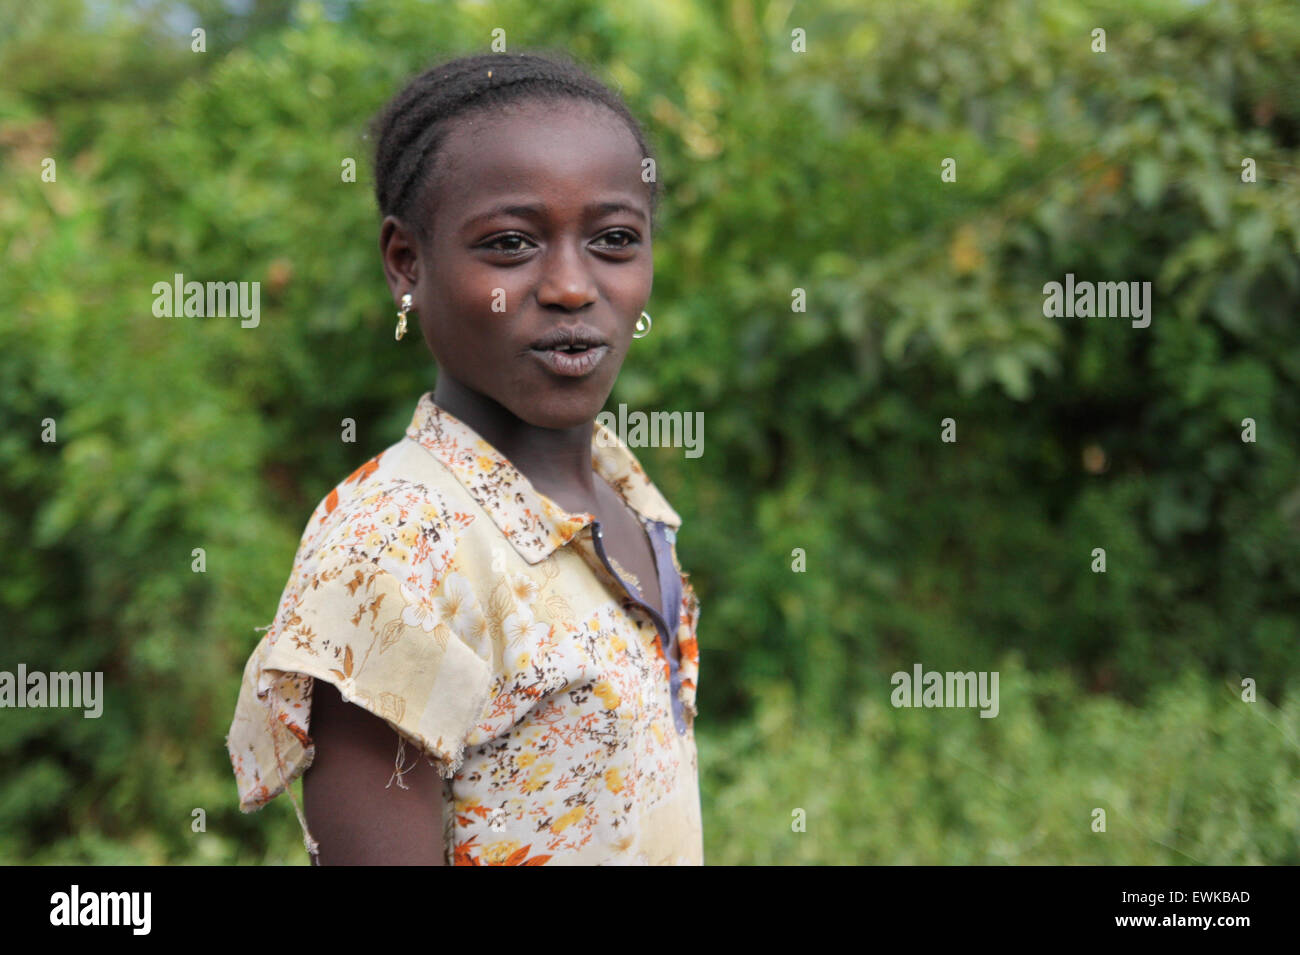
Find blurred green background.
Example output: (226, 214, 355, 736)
(2, 0, 1298, 864)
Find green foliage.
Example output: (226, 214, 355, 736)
(0, 0, 1297, 863)
(702, 660, 1300, 864)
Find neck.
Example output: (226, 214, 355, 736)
(432, 374, 598, 511)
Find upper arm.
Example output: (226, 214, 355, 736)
(303, 679, 446, 865)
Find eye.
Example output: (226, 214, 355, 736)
(595, 229, 640, 251)
(481, 233, 534, 255)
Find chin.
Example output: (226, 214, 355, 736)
(514, 387, 613, 432)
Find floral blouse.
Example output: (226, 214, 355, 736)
(226, 392, 703, 865)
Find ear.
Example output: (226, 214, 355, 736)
(379, 215, 422, 300)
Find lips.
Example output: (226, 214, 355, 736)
(531, 344, 610, 377)
(529, 325, 610, 378)
(529, 325, 607, 351)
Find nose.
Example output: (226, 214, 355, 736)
(536, 241, 597, 311)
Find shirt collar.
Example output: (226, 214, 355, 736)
(404, 391, 683, 565)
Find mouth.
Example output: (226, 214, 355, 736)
(530, 343, 610, 378)
(528, 325, 611, 378)
(529, 325, 608, 351)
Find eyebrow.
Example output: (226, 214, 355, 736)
(461, 200, 647, 231)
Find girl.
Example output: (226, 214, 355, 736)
(226, 50, 703, 865)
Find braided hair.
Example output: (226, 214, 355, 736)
(369, 49, 660, 241)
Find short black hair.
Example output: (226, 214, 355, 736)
(369, 49, 660, 241)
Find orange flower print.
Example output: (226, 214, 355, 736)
(679, 635, 698, 663)
(344, 452, 384, 486)
(483, 840, 553, 866)
(319, 487, 339, 522)
(453, 834, 482, 866)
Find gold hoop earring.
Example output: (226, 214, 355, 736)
(395, 293, 412, 341)
(633, 310, 652, 339)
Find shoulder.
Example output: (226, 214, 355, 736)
(228, 428, 509, 812)
(295, 437, 481, 581)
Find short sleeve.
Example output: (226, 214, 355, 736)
(226, 540, 496, 813)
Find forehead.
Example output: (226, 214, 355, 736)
(427, 98, 647, 228)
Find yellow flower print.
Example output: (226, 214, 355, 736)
(515, 651, 531, 670)
(609, 634, 626, 653)
(399, 527, 418, 547)
(603, 768, 624, 794)
(592, 680, 621, 711)
(421, 503, 440, 522)
(480, 840, 524, 865)
(551, 805, 588, 833)
(522, 760, 554, 793)
(385, 543, 408, 561)
(366, 530, 384, 548)
(517, 752, 537, 768)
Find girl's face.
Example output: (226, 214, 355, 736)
(388, 97, 653, 431)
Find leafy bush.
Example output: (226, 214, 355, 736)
(1, 0, 1296, 863)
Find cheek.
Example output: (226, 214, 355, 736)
(599, 278, 644, 329)
(616, 267, 654, 336)
(419, 276, 502, 354)
(422, 316, 496, 379)
(449, 270, 505, 316)
(437, 284, 530, 352)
